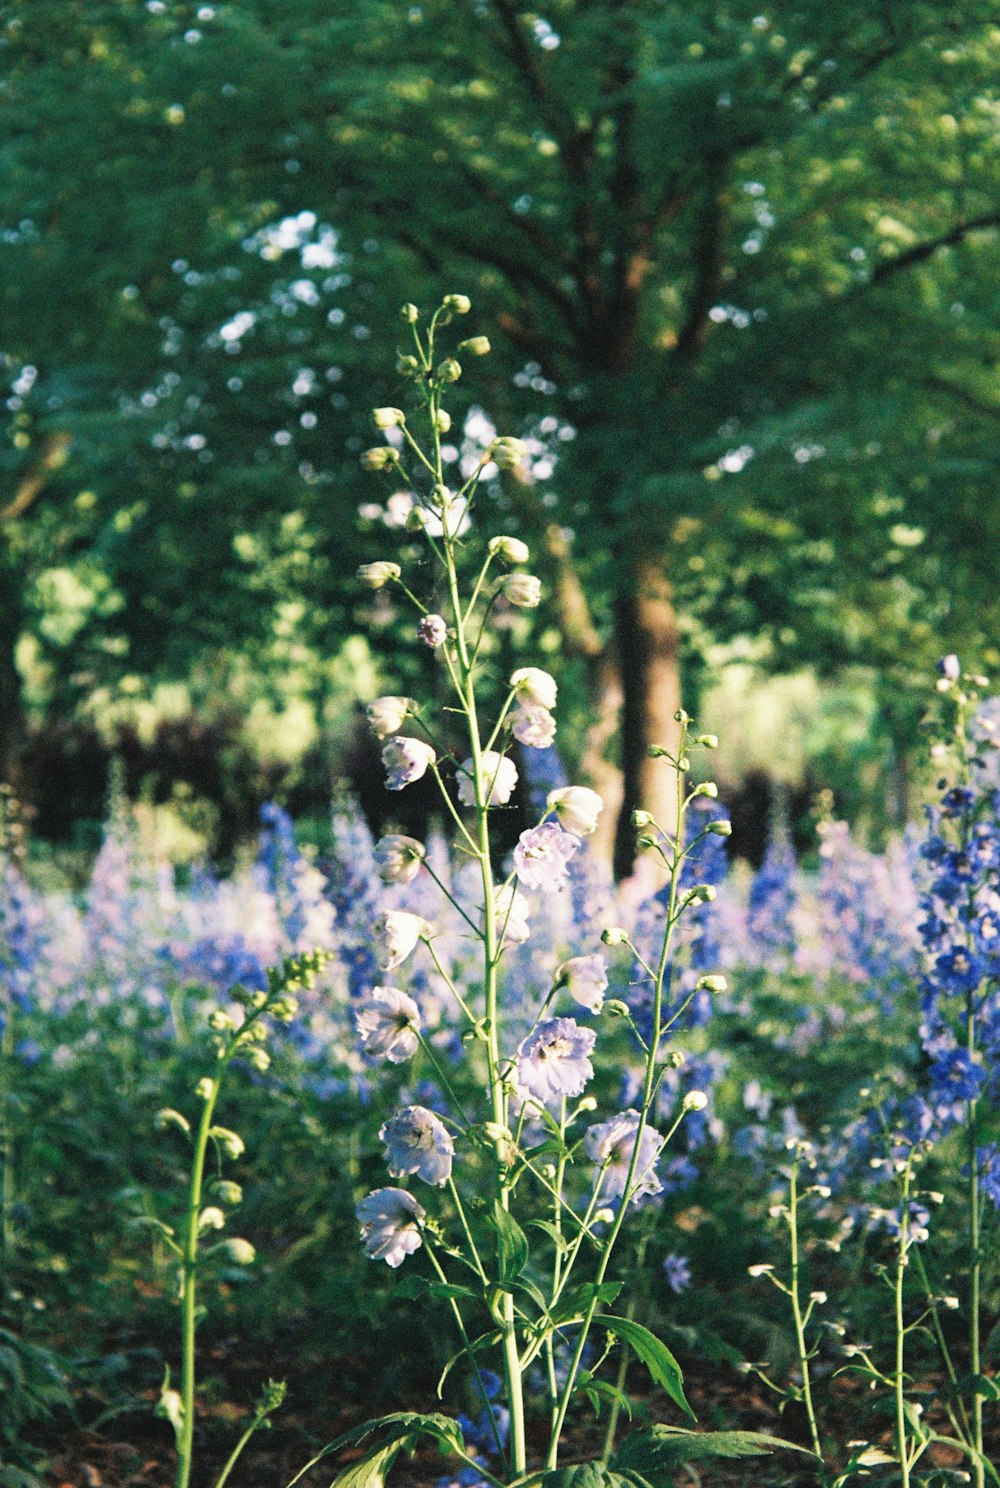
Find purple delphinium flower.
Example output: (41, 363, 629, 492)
(356, 1187, 426, 1266)
(514, 1018, 595, 1106)
(379, 1105, 455, 1186)
(584, 1109, 664, 1203)
(662, 1253, 692, 1294)
(511, 706, 556, 749)
(513, 823, 578, 891)
(419, 614, 448, 647)
(355, 986, 421, 1063)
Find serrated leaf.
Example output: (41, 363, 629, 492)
(492, 1201, 529, 1288)
(593, 1318, 694, 1422)
(540, 1463, 654, 1488)
(615, 1425, 815, 1479)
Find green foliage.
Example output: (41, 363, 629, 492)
(614, 1424, 814, 1477)
(592, 1319, 694, 1422)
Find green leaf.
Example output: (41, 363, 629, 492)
(286, 1412, 465, 1488)
(551, 1283, 623, 1324)
(540, 1463, 653, 1488)
(328, 1441, 403, 1488)
(528, 1220, 569, 1255)
(491, 1201, 529, 1288)
(615, 1425, 816, 1480)
(593, 1318, 695, 1422)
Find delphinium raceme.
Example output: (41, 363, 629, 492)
(916, 658, 1000, 1486)
(308, 296, 804, 1488)
(149, 951, 331, 1488)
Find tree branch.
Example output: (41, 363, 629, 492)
(869, 211, 1000, 284)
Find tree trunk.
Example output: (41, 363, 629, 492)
(0, 587, 24, 790)
(612, 556, 682, 879)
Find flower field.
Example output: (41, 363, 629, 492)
(3, 301, 1000, 1488)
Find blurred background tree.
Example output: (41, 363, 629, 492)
(3, 0, 999, 868)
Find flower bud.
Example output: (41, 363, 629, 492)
(357, 561, 401, 590)
(217, 1238, 256, 1266)
(594, 1208, 615, 1226)
(693, 781, 718, 798)
(211, 1127, 245, 1159)
(154, 1108, 191, 1134)
(198, 1206, 226, 1231)
(937, 654, 960, 681)
(605, 999, 630, 1017)
(247, 1046, 271, 1071)
(510, 666, 557, 710)
(396, 353, 420, 377)
(367, 695, 416, 738)
(747, 1263, 774, 1277)
(707, 819, 732, 837)
(443, 293, 471, 314)
(212, 1181, 243, 1205)
(674, 709, 691, 725)
(631, 809, 654, 828)
(372, 407, 405, 429)
(682, 1090, 708, 1112)
(601, 927, 629, 946)
(810, 1290, 827, 1304)
(648, 745, 671, 759)
(498, 573, 541, 608)
(433, 408, 452, 433)
(400, 303, 420, 323)
(489, 535, 530, 565)
(196, 1077, 215, 1100)
(696, 974, 728, 993)
(696, 734, 719, 748)
(459, 336, 490, 356)
(209, 1009, 237, 1031)
(361, 446, 401, 471)
(405, 506, 429, 531)
(577, 1095, 598, 1112)
(686, 884, 716, 906)
(437, 358, 462, 383)
(491, 437, 527, 470)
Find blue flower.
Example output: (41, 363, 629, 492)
(513, 1018, 595, 1107)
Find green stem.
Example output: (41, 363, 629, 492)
(175, 1075, 221, 1488)
(787, 1163, 823, 1462)
(894, 1169, 911, 1488)
(547, 729, 689, 1469)
(1, 1001, 14, 1269)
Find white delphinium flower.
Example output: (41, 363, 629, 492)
(584, 1109, 664, 1203)
(484, 882, 531, 944)
(547, 786, 604, 836)
(354, 986, 421, 1063)
(489, 535, 530, 565)
(510, 667, 557, 711)
(356, 1187, 426, 1266)
(511, 705, 556, 749)
(382, 736, 436, 791)
(379, 1106, 455, 1186)
(374, 835, 426, 885)
(373, 910, 430, 971)
(512, 823, 578, 891)
(514, 1018, 596, 1107)
(458, 751, 518, 807)
(554, 953, 609, 1013)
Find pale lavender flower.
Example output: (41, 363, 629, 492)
(373, 910, 430, 971)
(514, 1018, 595, 1107)
(419, 614, 448, 648)
(356, 1187, 426, 1266)
(355, 986, 421, 1063)
(383, 736, 436, 791)
(547, 786, 604, 836)
(662, 1253, 692, 1293)
(368, 696, 416, 738)
(510, 667, 557, 711)
(458, 751, 518, 807)
(584, 1109, 664, 1203)
(555, 953, 608, 1012)
(374, 835, 426, 885)
(379, 1105, 455, 1186)
(512, 706, 556, 749)
(513, 823, 578, 891)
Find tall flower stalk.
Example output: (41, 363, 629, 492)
(345, 295, 742, 1486)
